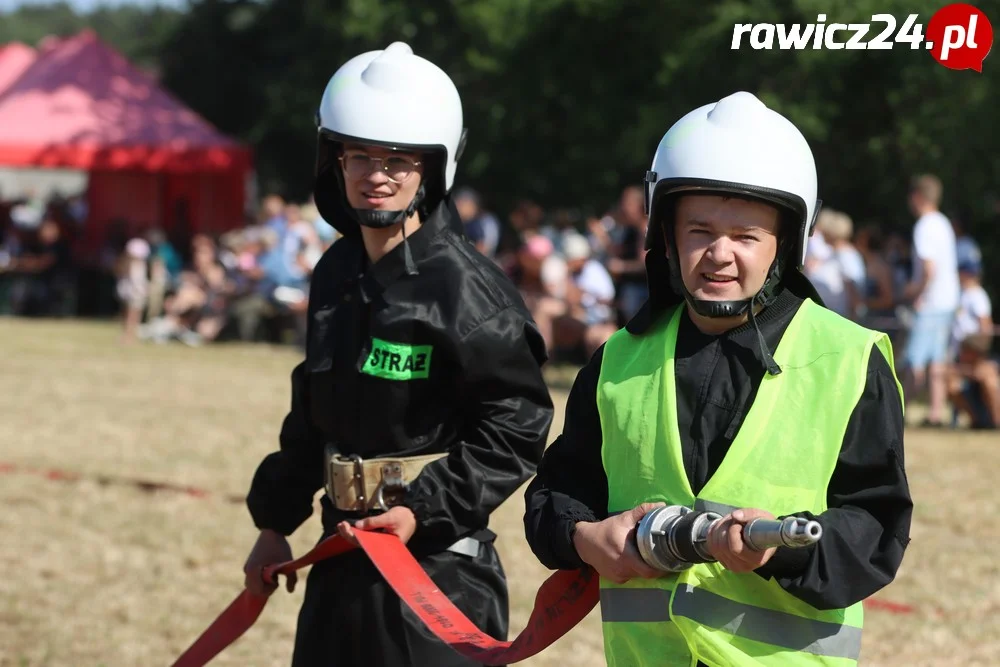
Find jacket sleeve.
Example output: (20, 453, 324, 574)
(402, 306, 554, 545)
(523, 347, 610, 571)
(755, 345, 913, 609)
(245, 360, 327, 536)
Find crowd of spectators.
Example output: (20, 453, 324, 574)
(2, 173, 996, 430)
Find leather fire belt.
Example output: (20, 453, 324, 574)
(325, 448, 449, 513)
(168, 529, 600, 667)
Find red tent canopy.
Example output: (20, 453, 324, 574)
(0, 30, 253, 247)
(0, 30, 250, 172)
(0, 42, 36, 94)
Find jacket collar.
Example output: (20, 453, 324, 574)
(359, 198, 458, 300)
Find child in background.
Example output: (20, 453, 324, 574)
(116, 237, 150, 344)
(947, 255, 999, 429)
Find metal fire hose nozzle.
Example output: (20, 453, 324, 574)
(635, 506, 823, 573)
(743, 516, 823, 551)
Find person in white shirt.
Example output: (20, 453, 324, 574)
(543, 231, 618, 359)
(116, 237, 150, 344)
(946, 255, 999, 429)
(817, 208, 867, 319)
(804, 212, 847, 314)
(951, 255, 991, 345)
(902, 174, 960, 427)
(829, 212, 866, 288)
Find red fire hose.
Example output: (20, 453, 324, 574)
(0, 461, 919, 664)
(169, 529, 600, 667)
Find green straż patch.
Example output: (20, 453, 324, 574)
(362, 337, 432, 380)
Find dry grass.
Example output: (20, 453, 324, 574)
(0, 318, 997, 666)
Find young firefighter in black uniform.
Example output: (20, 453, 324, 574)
(523, 92, 913, 666)
(243, 42, 554, 667)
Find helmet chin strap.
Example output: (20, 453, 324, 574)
(355, 183, 425, 229)
(354, 184, 426, 275)
(668, 240, 786, 376)
(685, 295, 752, 319)
(684, 289, 782, 377)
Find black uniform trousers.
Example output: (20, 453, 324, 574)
(291, 536, 509, 667)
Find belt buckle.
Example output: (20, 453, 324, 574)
(373, 461, 404, 511)
(324, 446, 368, 511)
(349, 455, 367, 508)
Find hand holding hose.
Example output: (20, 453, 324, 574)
(634, 504, 823, 573)
(243, 529, 296, 598)
(706, 508, 779, 574)
(573, 503, 667, 584)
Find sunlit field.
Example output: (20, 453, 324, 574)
(1, 319, 996, 666)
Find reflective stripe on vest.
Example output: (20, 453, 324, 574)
(596, 298, 902, 666)
(600, 588, 671, 623)
(600, 586, 862, 660)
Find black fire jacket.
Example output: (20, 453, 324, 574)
(247, 198, 554, 553)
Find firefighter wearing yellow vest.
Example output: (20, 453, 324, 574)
(523, 92, 913, 666)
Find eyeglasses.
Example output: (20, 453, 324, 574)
(339, 152, 422, 184)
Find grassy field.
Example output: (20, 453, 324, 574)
(1, 318, 997, 667)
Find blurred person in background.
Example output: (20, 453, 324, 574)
(813, 209, 866, 321)
(885, 231, 913, 300)
(803, 210, 845, 314)
(902, 174, 960, 427)
(454, 186, 500, 259)
(587, 210, 617, 264)
(529, 231, 616, 361)
(66, 192, 88, 229)
(261, 194, 287, 235)
(495, 199, 544, 280)
(286, 201, 325, 273)
(255, 203, 312, 334)
(302, 196, 338, 249)
(217, 229, 243, 272)
(0, 190, 12, 249)
(949, 208, 981, 271)
(5, 216, 75, 317)
(115, 236, 150, 344)
(517, 233, 570, 354)
(34, 216, 75, 317)
(561, 231, 617, 357)
(825, 210, 865, 312)
(947, 252, 999, 429)
(241, 42, 552, 667)
(140, 235, 232, 346)
(851, 224, 898, 330)
(227, 227, 280, 342)
(192, 254, 234, 344)
(517, 233, 567, 303)
(603, 185, 650, 323)
(144, 227, 181, 322)
(537, 207, 580, 255)
(258, 202, 311, 292)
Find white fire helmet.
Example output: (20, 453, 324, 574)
(641, 91, 823, 375)
(313, 42, 467, 231)
(644, 91, 820, 271)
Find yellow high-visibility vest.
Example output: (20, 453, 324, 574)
(596, 299, 902, 666)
